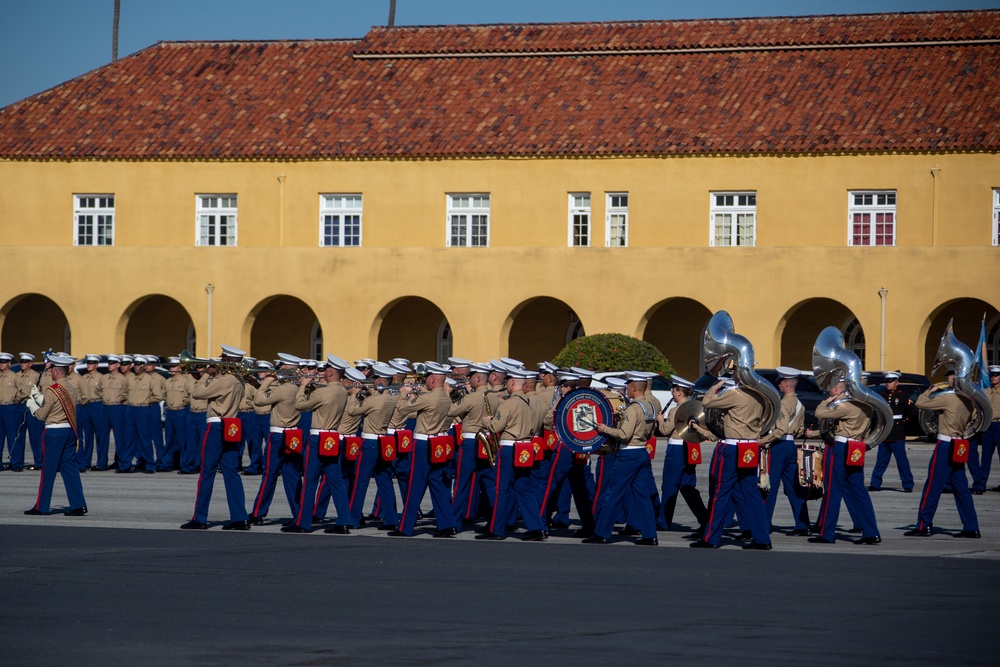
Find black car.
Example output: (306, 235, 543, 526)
(755, 369, 827, 430)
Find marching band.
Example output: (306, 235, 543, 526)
(7, 312, 996, 547)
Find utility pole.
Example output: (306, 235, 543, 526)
(388, 0, 396, 27)
(112, 0, 120, 61)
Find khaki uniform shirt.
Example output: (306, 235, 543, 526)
(17, 368, 40, 402)
(297, 382, 349, 431)
(814, 396, 872, 440)
(192, 373, 244, 420)
(165, 373, 192, 410)
(914, 389, 971, 439)
(487, 393, 535, 441)
(761, 392, 805, 445)
(238, 383, 255, 412)
(35, 377, 78, 426)
(101, 371, 129, 405)
(77, 370, 103, 405)
(0, 369, 26, 405)
(65, 369, 82, 400)
(39, 369, 54, 392)
(986, 384, 1000, 423)
(347, 391, 397, 435)
(603, 399, 655, 447)
(148, 373, 166, 404)
(127, 372, 156, 406)
(188, 375, 210, 412)
(448, 385, 487, 435)
(702, 385, 764, 440)
(486, 384, 506, 416)
(644, 388, 663, 415)
(253, 381, 300, 428)
(396, 387, 453, 435)
(387, 398, 409, 431)
(522, 391, 547, 435)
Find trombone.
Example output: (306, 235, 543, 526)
(178, 350, 273, 377)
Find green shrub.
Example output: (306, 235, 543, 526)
(552, 333, 674, 376)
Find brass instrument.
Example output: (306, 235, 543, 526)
(918, 319, 994, 438)
(178, 349, 272, 377)
(812, 326, 894, 448)
(476, 392, 500, 466)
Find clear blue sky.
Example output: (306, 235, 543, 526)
(2, 0, 996, 109)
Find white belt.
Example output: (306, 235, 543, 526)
(414, 432, 450, 441)
(44, 423, 73, 429)
(782, 434, 796, 441)
(463, 433, 478, 440)
(387, 428, 396, 434)
(499, 439, 532, 447)
(936, 434, 953, 442)
(722, 439, 755, 445)
(892, 416, 904, 420)
(667, 438, 685, 446)
(362, 432, 382, 440)
(207, 417, 221, 423)
(310, 429, 339, 437)
(270, 426, 298, 433)
(622, 445, 647, 450)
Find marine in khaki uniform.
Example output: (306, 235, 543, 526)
(100, 355, 129, 472)
(476, 367, 546, 541)
(759, 367, 810, 535)
(906, 370, 980, 538)
(449, 362, 494, 526)
(344, 362, 400, 530)
(653, 375, 710, 535)
(15, 353, 42, 470)
(584, 373, 658, 545)
(162, 357, 192, 472)
(808, 380, 881, 544)
(248, 354, 304, 524)
(123, 355, 157, 473)
(24, 353, 88, 516)
(390, 362, 458, 538)
(182, 364, 210, 474)
(0, 352, 28, 471)
(181, 345, 250, 530)
(692, 378, 773, 550)
(974, 365, 1000, 492)
(283, 356, 353, 533)
(76, 354, 106, 472)
(144, 356, 168, 470)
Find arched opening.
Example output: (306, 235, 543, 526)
(923, 298, 999, 379)
(310, 320, 323, 361)
(248, 296, 320, 361)
(123, 295, 195, 356)
(506, 297, 583, 367)
(988, 315, 1000, 367)
(1, 294, 70, 354)
(376, 297, 449, 363)
(639, 297, 712, 380)
(780, 298, 861, 371)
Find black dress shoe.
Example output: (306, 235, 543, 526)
(248, 514, 265, 526)
(808, 536, 835, 544)
(280, 524, 308, 533)
(971, 489, 984, 496)
(904, 526, 932, 537)
(847, 527, 863, 534)
(180, 520, 208, 530)
(522, 530, 546, 541)
(433, 528, 458, 538)
(377, 524, 398, 531)
(386, 530, 410, 537)
(867, 485, 880, 491)
(636, 537, 658, 546)
(735, 530, 752, 540)
(790, 529, 810, 537)
(240, 470, 261, 476)
(681, 532, 704, 540)
(312, 516, 328, 525)
(903, 488, 913, 493)
(854, 536, 882, 545)
(64, 507, 88, 517)
(475, 532, 505, 540)
(114, 467, 131, 474)
(689, 540, 720, 549)
(742, 541, 773, 550)
(24, 508, 47, 515)
(461, 518, 477, 526)
(581, 535, 609, 544)
(617, 525, 641, 537)
(143, 469, 155, 474)
(954, 530, 981, 538)
(574, 528, 594, 538)
(222, 520, 250, 531)
(324, 525, 351, 535)
(11, 467, 24, 472)
(550, 521, 571, 530)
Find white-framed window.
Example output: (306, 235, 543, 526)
(710, 192, 756, 246)
(196, 194, 237, 246)
(992, 188, 1000, 246)
(568, 193, 591, 247)
(319, 194, 362, 247)
(606, 192, 628, 247)
(849, 190, 895, 246)
(842, 317, 866, 367)
(437, 320, 453, 362)
(567, 311, 585, 343)
(74, 195, 115, 246)
(447, 194, 490, 247)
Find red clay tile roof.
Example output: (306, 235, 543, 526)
(1, 11, 997, 159)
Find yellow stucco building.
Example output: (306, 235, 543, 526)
(1, 11, 998, 380)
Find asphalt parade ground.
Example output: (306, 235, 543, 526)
(2, 441, 999, 666)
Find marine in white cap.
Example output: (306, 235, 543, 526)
(181, 345, 251, 531)
(654, 374, 709, 535)
(24, 353, 88, 517)
(977, 365, 1000, 492)
(0, 352, 29, 471)
(74, 354, 106, 472)
(758, 366, 811, 535)
(867, 370, 914, 494)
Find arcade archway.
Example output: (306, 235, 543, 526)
(923, 298, 999, 379)
(1, 294, 70, 354)
(376, 297, 449, 363)
(640, 297, 712, 380)
(249, 296, 320, 361)
(123, 295, 195, 356)
(506, 297, 584, 367)
(780, 298, 862, 371)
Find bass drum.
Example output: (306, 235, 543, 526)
(554, 388, 615, 454)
